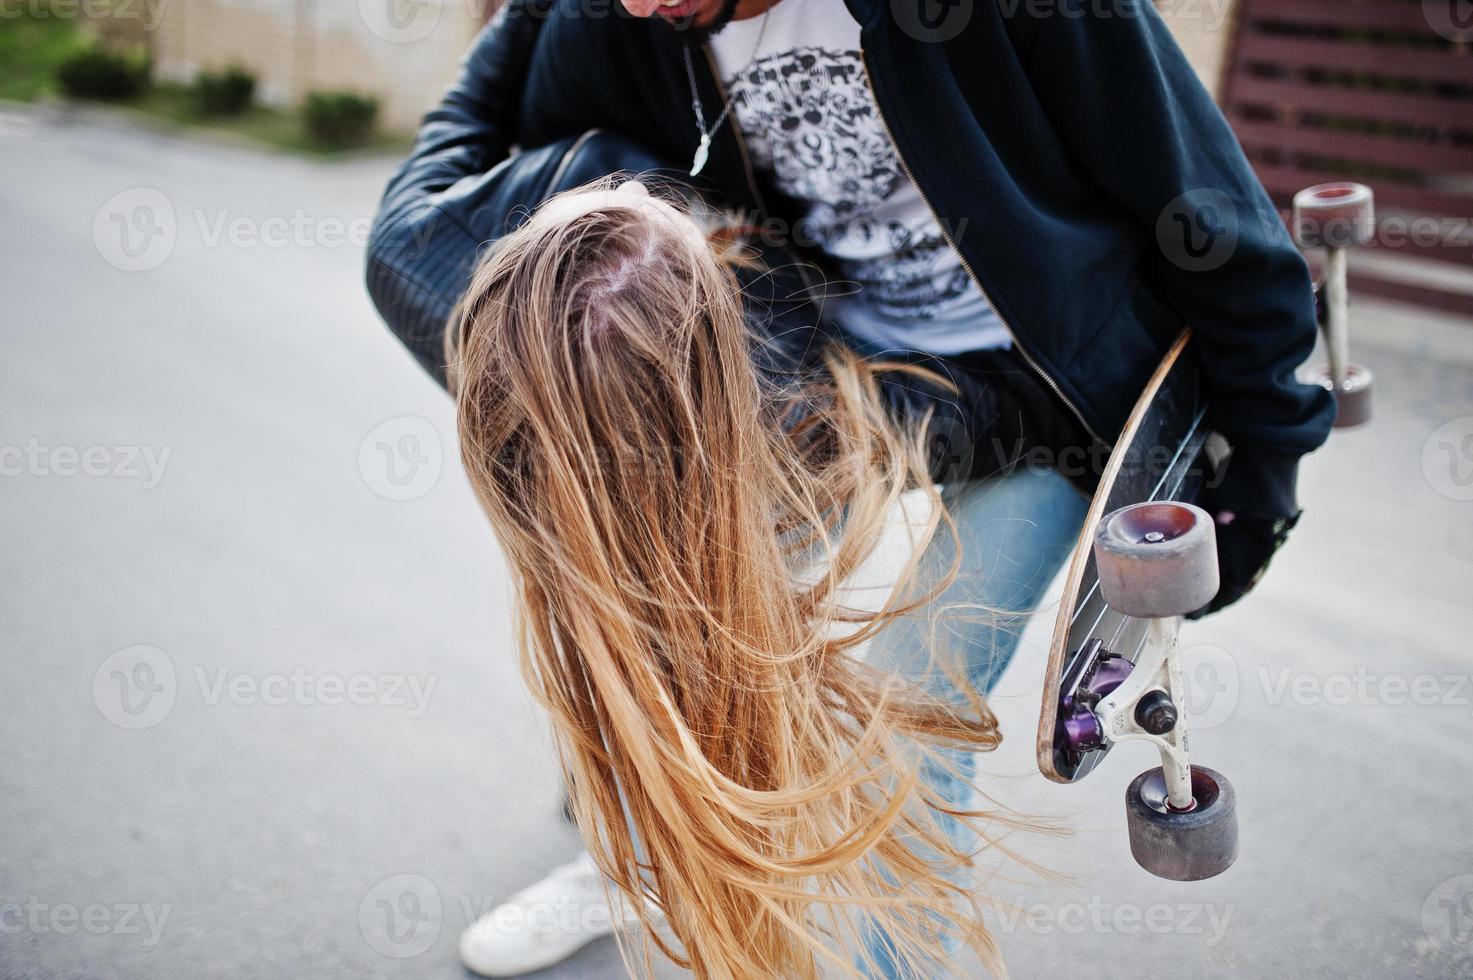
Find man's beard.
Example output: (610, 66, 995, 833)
(668, 0, 743, 48)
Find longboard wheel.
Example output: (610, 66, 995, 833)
(1306, 364, 1375, 428)
(1292, 182, 1375, 249)
(1094, 502, 1219, 618)
(1126, 766, 1238, 881)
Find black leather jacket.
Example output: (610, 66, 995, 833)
(367, 0, 1334, 515)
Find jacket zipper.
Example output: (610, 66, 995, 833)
(546, 127, 602, 194)
(858, 47, 1107, 447)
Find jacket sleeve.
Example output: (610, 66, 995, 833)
(1005, 0, 1335, 516)
(365, 0, 568, 383)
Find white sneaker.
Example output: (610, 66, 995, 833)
(459, 851, 653, 977)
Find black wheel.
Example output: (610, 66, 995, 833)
(1292, 182, 1375, 248)
(1125, 766, 1238, 881)
(1306, 364, 1374, 428)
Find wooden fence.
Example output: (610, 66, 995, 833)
(1222, 0, 1473, 316)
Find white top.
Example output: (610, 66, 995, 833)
(708, 0, 1009, 354)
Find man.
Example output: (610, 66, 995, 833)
(366, 0, 1334, 973)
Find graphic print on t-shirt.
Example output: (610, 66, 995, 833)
(723, 46, 975, 324)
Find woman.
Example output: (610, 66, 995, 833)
(455, 172, 1001, 976)
(369, 129, 1085, 977)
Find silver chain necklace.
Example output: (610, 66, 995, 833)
(680, 3, 773, 177)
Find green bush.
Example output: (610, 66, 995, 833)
(302, 90, 379, 148)
(55, 41, 149, 101)
(192, 65, 256, 116)
(0, 10, 88, 102)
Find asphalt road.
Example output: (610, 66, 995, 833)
(3, 105, 1472, 979)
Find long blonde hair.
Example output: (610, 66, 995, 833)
(450, 184, 1006, 978)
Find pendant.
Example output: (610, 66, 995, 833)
(689, 133, 711, 178)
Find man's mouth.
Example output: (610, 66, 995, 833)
(656, 0, 702, 20)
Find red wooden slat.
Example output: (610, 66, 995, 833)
(1242, 0, 1441, 34)
(1229, 76, 1473, 131)
(1310, 236, 1473, 271)
(1237, 35, 1473, 87)
(1226, 1, 1473, 316)
(1305, 239, 1473, 273)
(1233, 119, 1473, 175)
(1254, 162, 1473, 220)
(1350, 274, 1473, 318)
(1352, 237, 1473, 270)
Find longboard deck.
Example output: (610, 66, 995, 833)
(1037, 330, 1212, 783)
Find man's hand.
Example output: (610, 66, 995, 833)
(1186, 443, 1308, 618)
(1189, 508, 1300, 618)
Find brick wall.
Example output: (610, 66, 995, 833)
(150, 0, 487, 131)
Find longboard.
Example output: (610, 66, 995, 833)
(1037, 329, 1214, 783)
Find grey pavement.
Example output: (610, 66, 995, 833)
(2, 105, 1471, 979)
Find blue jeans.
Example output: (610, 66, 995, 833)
(608, 466, 1086, 976)
(858, 465, 1088, 978)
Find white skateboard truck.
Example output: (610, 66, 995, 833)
(1293, 182, 1376, 428)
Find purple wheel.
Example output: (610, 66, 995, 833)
(1126, 766, 1238, 881)
(1094, 502, 1220, 619)
(1307, 364, 1375, 428)
(1293, 183, 1375, 249)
